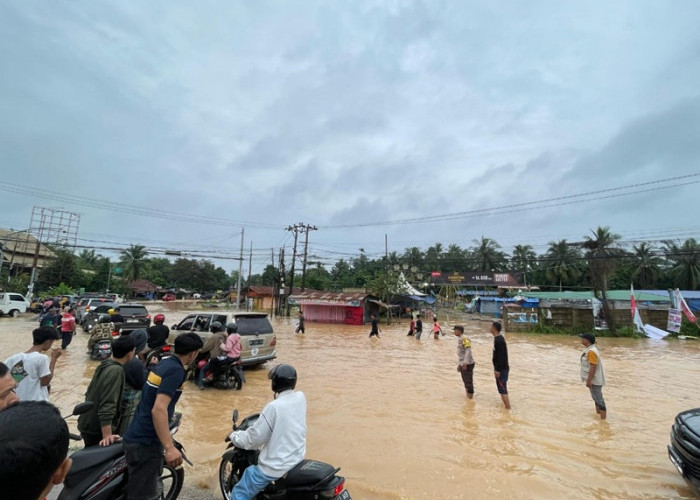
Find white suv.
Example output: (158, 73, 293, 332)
(0, 293, 31, 317)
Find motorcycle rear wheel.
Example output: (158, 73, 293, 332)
(160, 463, 184, 500)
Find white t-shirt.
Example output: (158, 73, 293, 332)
(4, 352, 51, 401)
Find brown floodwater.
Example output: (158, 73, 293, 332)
(2, 305, 699, 499)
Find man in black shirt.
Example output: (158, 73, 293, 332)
(491, 322, 510, 409)
(369, 314, 380, 338)
(147, 313, 170, 349)
(415, 314, 423, 340)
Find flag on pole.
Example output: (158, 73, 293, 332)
(675, 289, 697, 324)
(631, 284, 645, 333)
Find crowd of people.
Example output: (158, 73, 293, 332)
(0, 305, 607, 500)
(0, 311, 310, 500)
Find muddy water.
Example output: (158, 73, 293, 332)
(2, 306, 699, 499)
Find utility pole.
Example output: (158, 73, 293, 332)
(300, 224, 318, 290)
(285, 226, 300, 316)
(270, 248, 275, 317)
(278, 247, 285, 317)
(236, 228, 244, 310)
(246, 241, 253, 311)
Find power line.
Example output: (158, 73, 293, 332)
(0, 181, 284, 230)
(320, 173, 700, 228)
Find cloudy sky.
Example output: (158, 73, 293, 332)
(1, 1, 699, 274)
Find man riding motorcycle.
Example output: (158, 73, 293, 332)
(87, 314, 116, 353)
(227, 364, 306, 500)
(196, 322, 228, 389)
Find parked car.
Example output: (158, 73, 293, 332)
(0, 293, 31, 317)
(162, 293, 176, 302)
(116, 303, 151, 333)
(81, 303, 115, 332)
(76, 296, 112, 323)
(169, 311, 276, 366)
(669, 407, 700, 494)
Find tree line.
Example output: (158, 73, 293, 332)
(9, 227, 700, 304)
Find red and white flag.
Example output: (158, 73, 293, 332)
(675, 289, 697, 324)
(630, 284, 637, 318)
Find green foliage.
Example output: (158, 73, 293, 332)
(36, 249, 79, 291)
(6, 273, 30, 294)
(119, 244, 148, 282)
(47, 282, 74, 296)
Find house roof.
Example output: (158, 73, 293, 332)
(0, 229, 56, 267)
(523, 290, 670, 302)
(288, 291, 375, 307)
(127, 279, 162, 293)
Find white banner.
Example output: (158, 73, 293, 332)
(592, 298, 608, 330)
(667, 308, 682, 333)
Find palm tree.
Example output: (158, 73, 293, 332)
(544, 240, 583, 291)
(630, 242, 662, 288)
(78, 249, 100, 269)
(511, 244, 537, 287)
(119, 244, 148, 282)
(471, 237, 506, 272)
(424, 242, 444, 271)
(582, 226, 622, 334)
(664, 238, 700, 289)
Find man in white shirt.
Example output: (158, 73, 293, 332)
(229, 364, 306, 500)
(5, 326, 62, 402)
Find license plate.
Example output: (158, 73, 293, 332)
(337, 491, 351, 500)
(127, 319, 139, 323)
(249, 339, 264, 346)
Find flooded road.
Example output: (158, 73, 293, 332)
(2, 306, 699, 499)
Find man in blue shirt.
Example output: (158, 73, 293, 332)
(122, 332, 202, 500)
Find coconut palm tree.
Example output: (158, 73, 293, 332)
(471, 237, 506, 272)
(544, 239, 583, 291)
(664, 238, 700, 289)
(582, 226, 622, 334)
(78, 249, 100, 269)
(119, 244, 148, 283)
(511, 244, 537, 286)
(629, 242, 662, 288)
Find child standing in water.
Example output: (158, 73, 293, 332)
(369, 314, 381, 338)
(432, 318, 442, 339)
(491, 322, 511, 409)
(407, 316, 416, 336)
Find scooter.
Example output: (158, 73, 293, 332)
(58, 403, 189, 500)
(90, 339, 113, 361)
(145, 343, 175, 366)
(219, 410, 351, 500)
(195, 358, 245, 390)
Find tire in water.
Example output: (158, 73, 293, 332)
(219, 458, 240, 499)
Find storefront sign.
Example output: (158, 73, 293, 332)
(667, 308, 682, 333)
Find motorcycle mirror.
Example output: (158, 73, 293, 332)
(232, 409, 238, 423)
(71, 401, 95, 416)
(171, 324, 178, 330)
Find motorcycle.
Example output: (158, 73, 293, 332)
(58, 403, 189, 500)
(194, 357, 245, 390)
(145, 344, 175, 366)
(90, 339, 113, 361)
(218, 410, 351, 500)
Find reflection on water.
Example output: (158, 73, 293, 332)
(2, 307, 699, 499)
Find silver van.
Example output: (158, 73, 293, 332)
(170, 311, 276, 367)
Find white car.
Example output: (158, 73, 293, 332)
(0, 293, 31, 317)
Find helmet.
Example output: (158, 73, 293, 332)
(268, 364, 297, 393)
(98, 314, 112, 324)
(226, 322, 238, 334)
(210, 321, 223, 333)
(154, 313, 165, 324)
(108, 309, 116, 315)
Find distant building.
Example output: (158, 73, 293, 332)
(0, 229, 55, 278)
(287, 291, 383, 325)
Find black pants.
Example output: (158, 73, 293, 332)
(61, 331, 73, 349)
(460, 363, 475, 394)
(124, 442, 163, 500)
(81, 433, 101, 447)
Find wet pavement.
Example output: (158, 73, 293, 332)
(3, 304, 699, 499)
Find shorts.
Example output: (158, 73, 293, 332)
(124, 442, 163, 500)
(495, 368, 509, 395)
